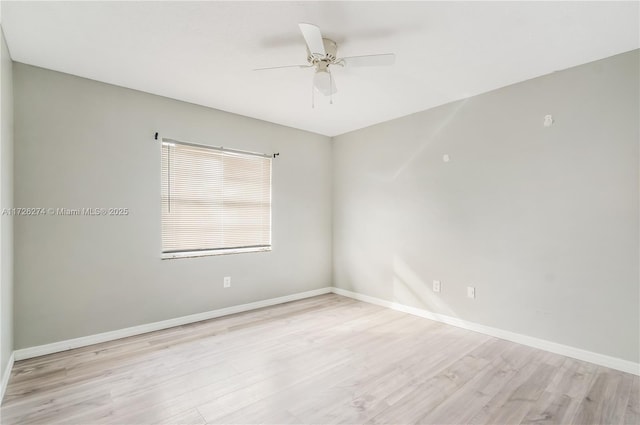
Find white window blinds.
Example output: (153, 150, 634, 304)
(161, 140, 272, 256)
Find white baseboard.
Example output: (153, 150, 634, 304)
(1, 351, 15, 404)
(11, 286, 639, 377)
(331, 287, 640, 376)
(14, 287, 332, 361)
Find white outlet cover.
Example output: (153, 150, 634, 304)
(223, 276, 231, 287)
(467, 286, 475, 298)
(433, 280, 441, 293)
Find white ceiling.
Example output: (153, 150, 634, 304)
(2, 1, 638, 137)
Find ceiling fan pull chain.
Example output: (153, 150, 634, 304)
(311, 80, 315, 109)
(329, 72, 334, 105)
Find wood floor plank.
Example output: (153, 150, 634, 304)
(519, 357, 583, 425)
(48, 298, 388, 425)
(418, 342, 536, 425)
(572, 368, 618, 425)
(310, 327, 499, 424)
(365, 349, 493, 424)
(207, 315, 480, 424)
(0, 293, 636, 425)
(481, 360, 557, 425)
(196, 310, 424, 423)
(624, 375, 640, 425)
(3, 297, 364, 411)
(555, 359, 601, 424)
(154, 408, 207, 425)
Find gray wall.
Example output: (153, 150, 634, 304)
(11, 50, 639, 364)
(0, 27, 14, 381)
(333, 50, 639, 362)
(13, 63, 332, 349)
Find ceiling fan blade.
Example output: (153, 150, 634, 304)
(253, 64, 311, 71)
(298, 23, 326, 56)
(341, 53, 396, 67)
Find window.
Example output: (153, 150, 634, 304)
(161, 139, 272, 259)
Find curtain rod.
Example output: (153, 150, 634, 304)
(154, 133, 279, 159)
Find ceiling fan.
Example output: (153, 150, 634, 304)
(254, 23, 396, 105)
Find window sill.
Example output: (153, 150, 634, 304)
(161, 246, 271, 260)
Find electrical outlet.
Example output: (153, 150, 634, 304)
(223, 276, 231, 288)
(433, 280, 441, 293)
(467, 286, 475, 299)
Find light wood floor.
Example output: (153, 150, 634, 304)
(1, 294, 637, 425)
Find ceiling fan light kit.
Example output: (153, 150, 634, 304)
(254, 23, 396, 107)
(313, 68, 335, 97)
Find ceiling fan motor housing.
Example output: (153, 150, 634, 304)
(307, 38, 338, 65)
